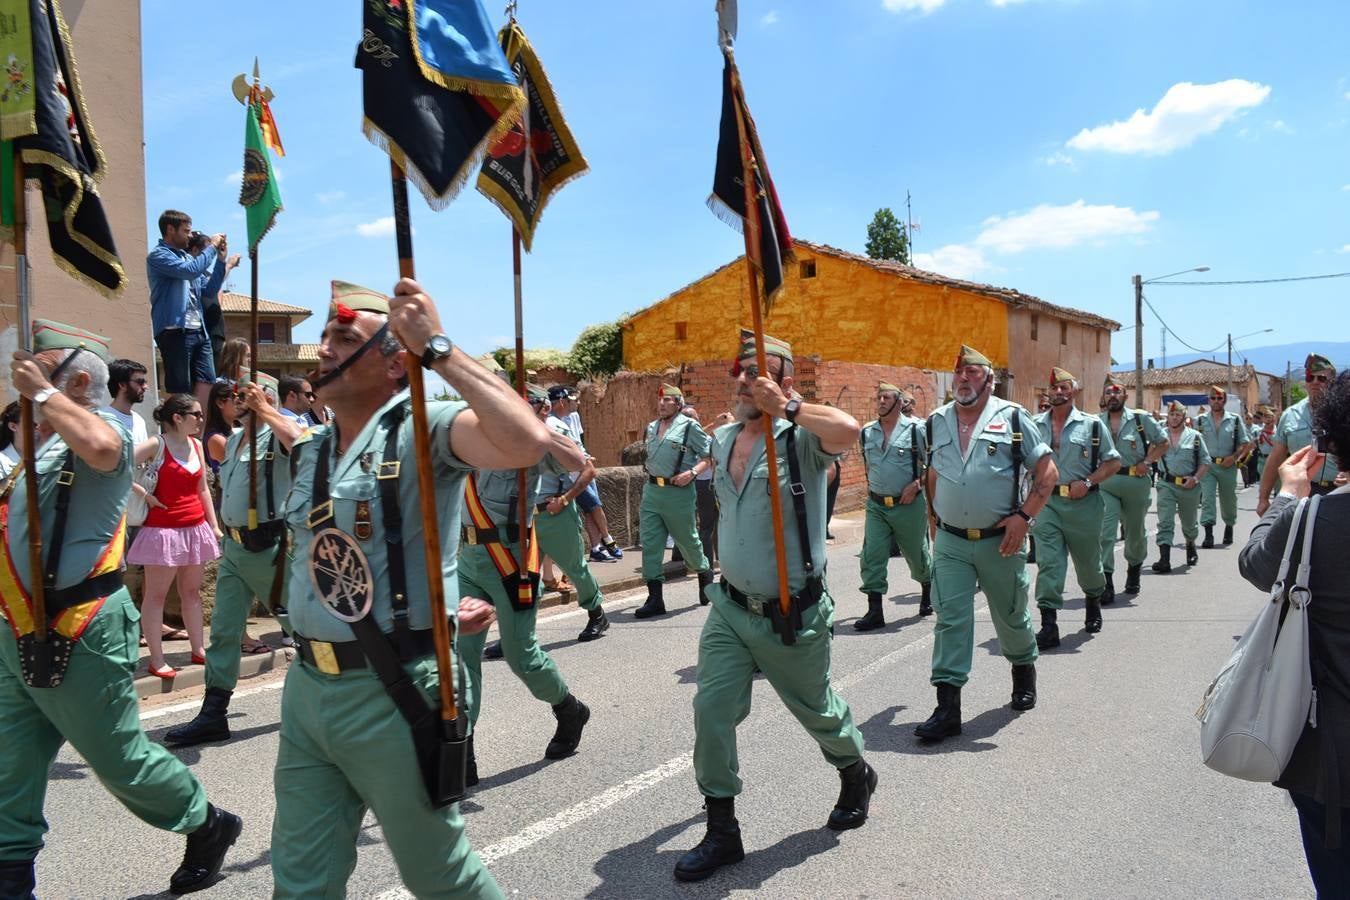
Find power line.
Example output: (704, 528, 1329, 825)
(1149, 271, 1350, 286)
(1140, 292, 1226, 355)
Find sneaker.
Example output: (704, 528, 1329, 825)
(589, 547, 610, 563)
(605, 544, 624, 560)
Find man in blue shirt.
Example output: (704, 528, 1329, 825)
(147, 209, 225, 418)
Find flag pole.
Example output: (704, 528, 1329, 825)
(389, 159, 458, 723)
(12, 153, 47, 643)
(245, 59, 261, 531)
(512, 228, 531, 580)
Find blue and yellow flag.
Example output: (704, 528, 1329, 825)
(357, 0, 525, 209)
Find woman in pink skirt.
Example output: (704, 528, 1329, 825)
(128, 394, 223, 678)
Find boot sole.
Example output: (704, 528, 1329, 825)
(914, 725, 961, 741)
(1010, 696, 1036, 711)
(673, 849, 746, 882)
(545, 704, 592, 760)
(164, 729, 231, 747)
(632, 609, 667, 619)
(169, 813, 242, 895)
(852, 621, 885, 631)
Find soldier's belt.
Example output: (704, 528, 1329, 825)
(225, 520, 286, 553)
(869, 491, 905, 507)
(43, 570, 125, 616)
(1126, 465, 1148, 477)
(460, 524, 522, 546)
(647, 475, 687, 487)
(723, 576, 822, 619)
(1214, 456, 1229, 465)
(293, 629, 437, 676)
(1166, 476, 1190, 486)
(1055, 483, 1099, 498)
(936, 520, 1005, 541)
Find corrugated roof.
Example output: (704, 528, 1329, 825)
(255, 343, 319, 363)
(218, 292, 313, 319)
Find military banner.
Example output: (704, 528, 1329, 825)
(240, 92, 282, 251)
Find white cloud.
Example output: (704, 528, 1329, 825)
(356, 217, 395, 238)
(912, 200, 1159, 278)
(1067, 79, 1271, 155)
(1338, 244, 1350, 254)
(882, 0, 947, 13)
(761, 10, 780, 25)
(1342, 184, 1350, 191)
(1269, 119, 1293, 134)
(318, 190, 346, 205)
(223, 170, 242, 187)
(1044, 151, 1076, 168)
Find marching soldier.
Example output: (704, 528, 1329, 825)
(677, 331, 874, 882)
(269, 280, 549, 898)
(1, 322, 241, 896)
(1098, 374, 1168, 599)
(1196, 385, 1252, 548)
(1152, 401, 1210, 573)
(1258, 354, 1342, 514)
(165, 372, 304, 747)
(917, 346, 1057, 741)
(1031, 368, 1121, 650)
(634, 384, 715, 618)
(855, 381, 932, 631)
(1253, 404, 1279, 490)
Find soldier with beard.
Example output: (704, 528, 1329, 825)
(1097, 373, 1168, 599)
(1258, 354, 1343, 513)
(1197, 385, 1252, 548)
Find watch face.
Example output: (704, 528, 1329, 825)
(429, 335, 452, 355)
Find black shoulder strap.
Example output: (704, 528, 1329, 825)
(1010, 408, 1024, 513)
(1133, 411, 1149, 456)
(672, 419, 694, 476)
(1193, 433, 1200, 472)
(1090, 419, 1100, 472)
(264, 431, 277, 522)
(376, 405, 413, 658)
(781, 426, 815, 578)
(925, 415, 934, 464)
(858, 425, 867, 469)
(910, 422, 920, 483)
(41, 452, 78, 594)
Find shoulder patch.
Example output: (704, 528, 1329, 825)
(984, 422, 1007, 433)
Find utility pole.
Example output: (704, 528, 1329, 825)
(905, 190, 915, 263)
(1133, 274, 1143, 408)
(1285, 360, 1291, 407)
(1227, 332, 1234, 406)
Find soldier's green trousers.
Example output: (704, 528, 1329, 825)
(640, 482, 709, 581)
(1156, 481, 1201, 545)
(930, 530, 1038, 687)
(859, 495, 932, 595)
(1257, 456, 1281, 496)
(535, 503, 603, 611)
(270, 656, 502, 899)
(1200, 463, 1240, 527)
(205, 537, 289, 692)
(458, 542, 570, 730)
(1034, 492, 1107, 609)
(1099, 473, 1153, 573)
(693, 583, 863, 798)
(0, 590, 207, 861)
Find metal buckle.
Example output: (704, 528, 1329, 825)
(307, 501, 333, 529)
(883, 496, 895, 507)
(263, 452, 275, 461)
(310, 641, 340, 676)
(654, 476, 667, 486)
(1058, 484, 1071, 497)
(464, 527, 479, 546)
(56, 470, 75, 486)
(789, 482, 806, 497)
(377, 460, 401, 480)
(967, 528, 982, 540)
(229, 527, 243, 544)
(1215, 456, 1226, 465)
(747, 596, 766, 617)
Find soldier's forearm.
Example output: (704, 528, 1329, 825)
(435, 348, 550, 468)
(789, 402, 860, 455)
(1023, 457, 1057, 516)
(1090, 459, 1121, 484)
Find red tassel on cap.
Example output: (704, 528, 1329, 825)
(335, 303, 357, 324)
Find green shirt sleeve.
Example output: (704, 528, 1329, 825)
(688, 419, 712, 461)
(1018, 409, 1052, 468)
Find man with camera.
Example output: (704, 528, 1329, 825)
(1258, 353, 1343, 514)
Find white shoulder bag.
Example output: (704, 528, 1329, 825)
(126, 436, 165, 527)
(1197, 495, 1319, 782)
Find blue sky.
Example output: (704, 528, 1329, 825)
(142, 0, 1349, 368)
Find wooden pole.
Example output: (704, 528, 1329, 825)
(247, 244, 259, 529)
(512, 229, 531, 578)
(389, 159, 457, 722)
(13, 154, 46, 640)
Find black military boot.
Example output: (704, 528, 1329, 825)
(169, 803, 242, 895)
(1151, 545, 1172, 574)
(1010, 663, 1037, 711)
(1223, 524, 1234, 546)
(1124, 563, 1142, 594)
(1186, 541, 1199, 567)
(577, 607, 610, 642)
(164, 687, 232, 746)
(465, 734, 480, 787)
(674, 797, 745, 882)
(483, 640, 504, 660)
(1100, 572, 1116, 605)
(1035, 608, 1060, 650)
(697, 569, 715, 606)
(853, 592, 886, 631)
(1201, 524, 1215, 549)
(545, 694, 590, 759)
(1084, 594, 1103, 634)
(0, 858, 35, 900)
(918, 581, 933, 617)
(827, 759, 878, 830)
(914, 683, 962, 741)
(633, 581, 666, 619)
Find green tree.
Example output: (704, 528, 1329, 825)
(570, 320, 624, 378)
(1289, 381, 1307, 404)
(865, 207, 910, 264)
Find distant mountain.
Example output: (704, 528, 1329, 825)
(1114, 341, 1350, 376)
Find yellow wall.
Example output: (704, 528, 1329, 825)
(623, 250, 1010, 372)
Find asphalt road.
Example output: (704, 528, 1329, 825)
(36, 485, 1313, 898)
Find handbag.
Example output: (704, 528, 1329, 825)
(1197, 495, 1320, 782)
(126, 436, 165, 527)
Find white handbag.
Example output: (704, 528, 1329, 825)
(1197, 495, 1320, 782)
(126, 437, 165, 527)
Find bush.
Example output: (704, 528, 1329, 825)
(570, 320, 624, 378)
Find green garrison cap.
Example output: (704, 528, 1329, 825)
(878, 381, 901, 395)
(1257, 404, 1275, 416)
(525, 383, 548, 403)
(954, 345, 992, 369)
(1305, 353, 1335, 374)
(899, 389, 915, 405)
(1050, 366, 1075, 385)
(1167, 400, 1187, 414)
(1209, 385, 1227, 398)
(1103, 372, 1127, 389)
(32, 319, 112, 364)
(658, 382, 683, 398)
(732, 327, 792, 375)
(329, 280, 390, 320)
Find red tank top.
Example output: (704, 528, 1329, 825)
(144, 438, 207, 528)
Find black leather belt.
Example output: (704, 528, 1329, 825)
(1054, 483, 1099, 498)
(869, 491, 905, 507)
(723, 576, 822, 618)
(937, 520, 1005, 541)
(46, 570, 125, 615)
(225, 520, 285, 553)
(293, 628, 437, 675)
(1164, 476, 1191, 486)
(461, 524, 521, 546)
(648, 475, 685, 487)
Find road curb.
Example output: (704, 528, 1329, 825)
(134, 646, 296, 700)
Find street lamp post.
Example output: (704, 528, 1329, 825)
(1227, 327, 1275, 409)
(1133, 266, 1210, 409)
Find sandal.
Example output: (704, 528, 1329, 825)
(161, 627, 190, 641)
(139, 636, 148, 648)
(240, 638, 271, 654)
(190, 653, 205, 666)
(543, 578, 574, 594)
(148, 663, 176, 680)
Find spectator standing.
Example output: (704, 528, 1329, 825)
(105, 358, 150, 445)
(187, 231, 239, 374)
(217, 338, 251, 386)
(277, 375, 317, 426)
(547, 385, 623, 559)
(147, 210, 224, 421)
(203, 381, 242, 475)
(682, 404, 719, 568)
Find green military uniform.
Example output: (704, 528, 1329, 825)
(639, 389, 712, 584)
(1275, 397, 1341, 492)
(536, 412, 604, 616)
(856, 382, 932, 630)
(1254, 405, 1279, 490)
(1098, 399, 1165, 594)
(1153, 410, 1210, 570)
(270, 284, 500, 899)
(0, 321, 229, 896)
(1197, 391, 1250, 542)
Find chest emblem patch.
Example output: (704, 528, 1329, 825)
(309, 528, 374, 622)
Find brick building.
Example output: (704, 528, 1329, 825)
(217, 292, 316, 380)
(1123, 360, 1284, 417)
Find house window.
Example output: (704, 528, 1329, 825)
(1096, 331, 1101, 353)
(1060, 322, 1068, 346)
(675, 321, 688, 341)
(1030, 314, 1039, 341)
(258, 322, 276, 343)
(799, 260, 816, 279)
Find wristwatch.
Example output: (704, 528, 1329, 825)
(421, 334, 454, 370)
(783, 398, 803, 423)
(32, 386, 58, 407)
(1015, 508, 1036, 527)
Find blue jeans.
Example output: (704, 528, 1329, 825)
(1290, 790, 1349, 896)
(155, 327, 215, 394)
(575, 482, 602, 514)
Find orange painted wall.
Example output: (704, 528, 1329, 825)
(622, 251, 1010, 372)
